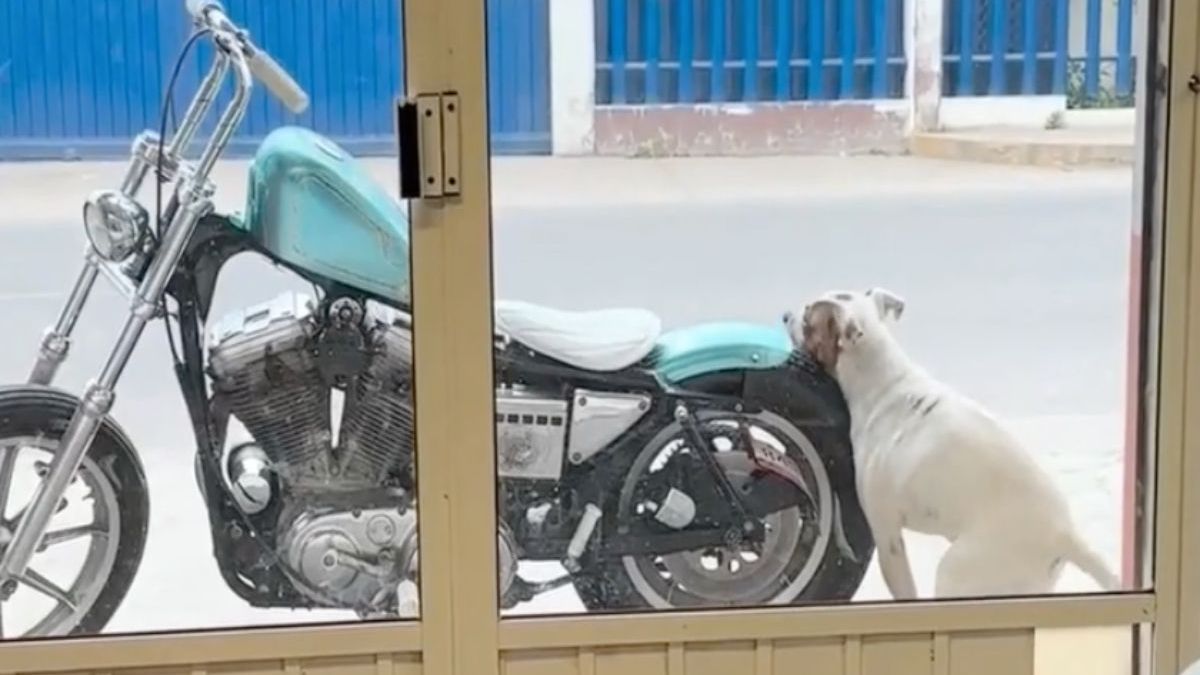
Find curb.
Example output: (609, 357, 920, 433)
(910, 132, 1134, 167)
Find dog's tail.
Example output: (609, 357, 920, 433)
(1064, 531, 1121, 591)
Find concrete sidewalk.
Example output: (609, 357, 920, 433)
(912, 123, 1136, 167)
(0, 154, 1130, 228)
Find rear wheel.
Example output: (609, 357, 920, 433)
(574, 374, 871, 611)
(0, 386, 149, 637)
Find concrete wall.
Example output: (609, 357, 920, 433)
(548, 0, 1086, 156)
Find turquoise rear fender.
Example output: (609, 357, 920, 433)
(652, 322, 794, 385)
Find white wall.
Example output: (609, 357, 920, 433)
(905, 0, 944, 132)
(549, 0, 596, 155)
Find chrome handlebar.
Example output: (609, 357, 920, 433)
(94, 0, 289, 302)
(111, 0, 309, 226)
(185, 0, 310, 115)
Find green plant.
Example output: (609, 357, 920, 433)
(1066, 60, 1136, 109)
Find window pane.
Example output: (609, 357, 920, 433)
(0, 0, 419, 637)
(489, 0, 1154, 616)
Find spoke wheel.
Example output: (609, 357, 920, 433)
(0, 386, 148, 638)
(618, 411, 834, 609)
(0, 437, 123, 638)
(570, 364, 874, 612)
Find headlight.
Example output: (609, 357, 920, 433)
(82, 189, 149, 262)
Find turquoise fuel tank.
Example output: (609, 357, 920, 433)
(241, 127, 411, 305)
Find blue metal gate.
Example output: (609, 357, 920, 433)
(595, 0, 908, 105)
(0, 0, 551, 160)
(942, 0, 1136, 101)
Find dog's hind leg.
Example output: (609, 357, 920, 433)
(935, 527, 1061, 598)
(863, 498, 919, 599)
(875, 529, 919, 600)
(934, 535, 986, 598)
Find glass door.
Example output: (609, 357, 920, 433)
(427, 0, 1200, 670)
(2, 0, 1200, 671)
(0, 0, 434, 670)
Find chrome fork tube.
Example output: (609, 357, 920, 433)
(27, 250, 101, 386)
(28, 136, 163, 387)
(0, 48, 253, 587)
(22, 61, 228, 388)
(168, 55, 229, 160)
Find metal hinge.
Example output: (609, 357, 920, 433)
(396, 92, 462, 199)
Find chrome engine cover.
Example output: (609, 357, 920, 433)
(207, 291, 415, 489)
(566, 389, 652, 465)
(402, 520, 521, 605)
(208, 292, 331, 483)
(493, 387, 651, 480)
(495, 387, 568, 480)
(278, 503, 419, 610)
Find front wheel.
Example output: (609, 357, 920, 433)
(574, 388, 871, 611)
(0, 386, 149, 638)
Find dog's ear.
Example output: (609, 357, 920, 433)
(866, 287, 905, 322)
(802, 302, 843, 371)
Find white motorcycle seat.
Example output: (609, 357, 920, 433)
(495, 300, 662, 372)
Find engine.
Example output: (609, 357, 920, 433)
(207, 290, 419, 612)
(207, 291, 415, 489)
(203, 290, 655, 612)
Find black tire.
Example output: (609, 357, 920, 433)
(0, 385, 149, 637)
(572, 358, 873, 612)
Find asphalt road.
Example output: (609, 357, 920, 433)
(491, 190, 1133, 418)
(0, 165, 1134, 633)
(1, 180, 1133, 417)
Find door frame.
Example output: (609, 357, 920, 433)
(0, 0, 1198, 672)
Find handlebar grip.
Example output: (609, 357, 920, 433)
(246, 48, 311, 115)
(185, 0, 309, 115)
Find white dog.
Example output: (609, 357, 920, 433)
(783, 288, 1120, 599)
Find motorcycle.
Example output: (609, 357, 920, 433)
(0, 0, 873, 637)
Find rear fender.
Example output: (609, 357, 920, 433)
(652, 322, 792, 385)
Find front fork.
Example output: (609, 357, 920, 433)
(0, 189, 214, 592)
(0, 46, 245, 593)
(28, 244, 145, 387)
(28, 250, 104, 387)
